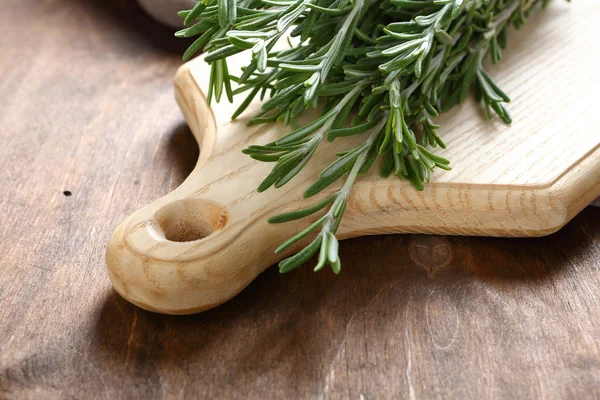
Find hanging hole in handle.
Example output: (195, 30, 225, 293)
(152, 199, 228, 243)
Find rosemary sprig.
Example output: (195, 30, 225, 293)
(178, 0, 558, 274)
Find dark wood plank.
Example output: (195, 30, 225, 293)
(1, 1, 599, 399)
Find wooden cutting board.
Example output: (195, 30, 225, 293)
(106, 1, 600, 315)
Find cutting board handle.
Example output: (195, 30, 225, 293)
(105, 66, 334, 314)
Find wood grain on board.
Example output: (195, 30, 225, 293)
(106, 0, 600, 315)
(1, 0, 600, 399)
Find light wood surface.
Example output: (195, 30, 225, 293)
(106, 0, 600, 315)
(3, 1, 600, 398)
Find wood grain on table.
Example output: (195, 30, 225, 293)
(1, 0, 599, 399)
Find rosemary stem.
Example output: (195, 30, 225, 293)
(341, 119, 386, 196)
(493, 1, 522, 28)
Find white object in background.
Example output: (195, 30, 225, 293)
(138, 0, 196, 29)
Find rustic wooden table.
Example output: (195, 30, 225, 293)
(1, 1, 599, 399)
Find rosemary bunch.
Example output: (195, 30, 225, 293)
(177, 0, 556, 274)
